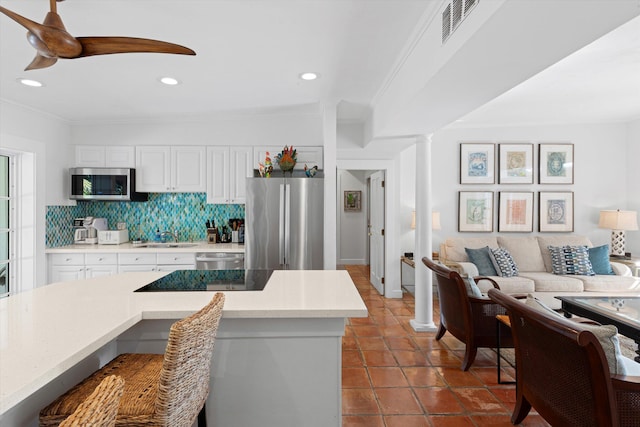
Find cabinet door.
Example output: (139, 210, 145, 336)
(229, 147, 253, 204)
(51, 266, 86, 283)
(75, 146, 105, 167)
(118, 265, 156, 273)
(206, 147, 230, 204)
(85, 264, 118, 278)
(172, 146, 206, 192)
(105, 147, 135, 168)
(135, 146, 171, 192)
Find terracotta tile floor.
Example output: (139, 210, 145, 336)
(341, 265, 550, 427)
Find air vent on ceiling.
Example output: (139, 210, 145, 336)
(442, 0, 479, 43)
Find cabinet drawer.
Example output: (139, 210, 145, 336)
(118, 253, 157, 265)
(85, 253, 118, 265)
(157, 252, 196, 265)
(50, 253, 85, 266)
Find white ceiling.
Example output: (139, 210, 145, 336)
(454, 13, 640, 128)
(0, 0, 428, 122)
(0, 1, 638, 130)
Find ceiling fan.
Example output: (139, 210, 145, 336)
(0, 0, 196, 71)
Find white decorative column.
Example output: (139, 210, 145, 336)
(411, 134, 437, 332)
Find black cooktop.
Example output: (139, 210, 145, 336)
(134, 269, 273, 292)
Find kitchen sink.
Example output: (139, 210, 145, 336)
(138, 243, 198, 248)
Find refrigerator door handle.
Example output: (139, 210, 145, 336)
(284, 183, 291, 268)
(279, 183, 286, 266)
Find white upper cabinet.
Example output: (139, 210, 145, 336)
(253, 146, 323, 171)
(136, 146, 206, 192)
(207, 146, 252, 204)
(75, 146, 135, 168)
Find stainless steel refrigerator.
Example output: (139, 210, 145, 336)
(245, 176, 324, 270)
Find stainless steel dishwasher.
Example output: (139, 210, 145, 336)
(196, 252, 244, 270)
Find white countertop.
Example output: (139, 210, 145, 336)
(45, 241, 244, 253)
(0, 270, 367, 416)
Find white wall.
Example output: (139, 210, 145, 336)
(0, 100, 72, 288)
(430, 122, 630, 253)
(71, 113, 323, 147)
(337, 170, 367, 265)
(626, 118, 640, 255)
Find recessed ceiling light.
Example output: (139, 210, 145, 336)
(159, 77, 180, 86)
(18, 78, 43, 87)
(299, 72, 319, 81)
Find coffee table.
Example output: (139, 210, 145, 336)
(557, 296, 640, 363)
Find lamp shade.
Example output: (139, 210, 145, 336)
(432, 211, 441, 230)
(410, 211, 441, 230)
(598, 210, 638, 231)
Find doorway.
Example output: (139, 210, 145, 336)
(368, 170, 385, 295)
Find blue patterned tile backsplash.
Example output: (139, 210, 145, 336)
(47, 193, 244, 248)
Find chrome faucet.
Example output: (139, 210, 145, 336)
(160, 230, 179, 243)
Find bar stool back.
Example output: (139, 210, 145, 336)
(40, 293, 225, 427)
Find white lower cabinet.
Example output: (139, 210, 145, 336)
(157, 252, 196, 271)
(50, 253, 86, 283)
(85, 253, 118, 278)
(118, 253, 157, 273)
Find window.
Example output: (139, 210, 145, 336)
(0, 154, 12, 296)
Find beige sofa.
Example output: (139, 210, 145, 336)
(440, 235, 640, 309)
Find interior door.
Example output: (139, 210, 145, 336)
(369, 171, 385, 295)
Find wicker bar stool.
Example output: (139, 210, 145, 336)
(59, 375, 125, 427)
(40, 293, 225, 427)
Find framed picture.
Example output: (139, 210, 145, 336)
(458, 191, 494, 232)
(344, 190, 361, 211)
(498, 192, 534, 232)
(539, 143, 574, 184)
(460, 143, 495, 184)
(498, 143, 533, 184)
(539, 191, 574, 232)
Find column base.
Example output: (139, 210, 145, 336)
(410, 319, 437, 332)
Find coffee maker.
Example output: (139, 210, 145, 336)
(74, 217, 108, 244)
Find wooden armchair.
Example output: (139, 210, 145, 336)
(422, 257, 514, 371)
(488, 288, 640, 426)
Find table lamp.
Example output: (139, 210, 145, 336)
(598, 210, 638, 257)
(411, 211, 441, 230)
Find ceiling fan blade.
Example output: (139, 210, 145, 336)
(0, 5, 44, 35)
(77, 37, 196, 57)
(25, 53, 58, 71)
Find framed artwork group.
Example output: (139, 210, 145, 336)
(458, 142, 574, 233)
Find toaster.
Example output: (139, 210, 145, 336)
(98, 229, 129, 245)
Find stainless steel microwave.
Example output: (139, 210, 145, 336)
(69, 168, 148, 201)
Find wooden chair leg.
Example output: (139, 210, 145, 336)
(197, 404, 207, 427)
(461, 345, 477, 371)
(511, 393, 532, 425)
(435, 322, 446, 340)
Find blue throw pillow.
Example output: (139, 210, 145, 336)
(465, 246, 498, 276)
(489, 247, 519, 277)
(548, 245, 595, 276)
(588, 244, 615, 275)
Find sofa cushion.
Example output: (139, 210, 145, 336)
(537, 235, 593, 272)
(549, 245, 595, 276)
(588, 245, 615, 275)
(524, 294, 627, 375)
(475, 276, 535, 294)
(518, 272, 584, 292)
(465, 247, 498, 276)
(489, 247, 519, 277)
(441, 237, 499, 263)
(576, 275, 640, 292)
(497, 236, 545, 272)
(462, 277, 483, 298)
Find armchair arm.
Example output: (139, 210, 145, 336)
(442, 261, 478, 278)
(474, 276, 500, 290)
(610, 261, 632, 277)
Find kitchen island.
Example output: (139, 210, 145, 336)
(0, 270, 367, 426)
